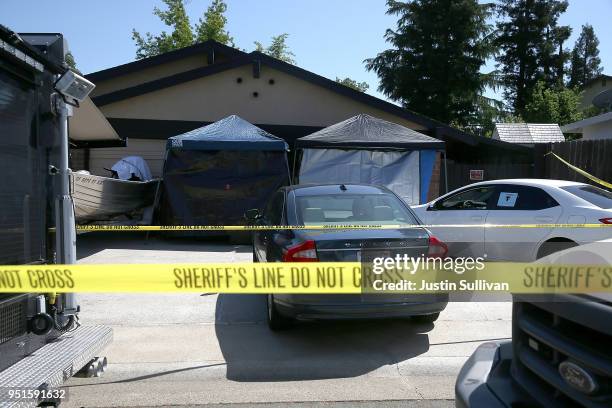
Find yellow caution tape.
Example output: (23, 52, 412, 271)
(0, 262, 610, 294)
(547, 152, 612, 189)
(74, 223, 612, 231)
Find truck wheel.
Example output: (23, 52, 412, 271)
(267, 294, 292, 330)
(412, 313, 440, 324)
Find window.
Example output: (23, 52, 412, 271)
(264, 191, 285, 225)
(434, 186, 497, 210)
(561, 185, 612, 209)
(492, 185, 559, 210)
(295, 194, 418, 225)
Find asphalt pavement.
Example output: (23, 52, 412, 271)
(63, 232, 511, 407)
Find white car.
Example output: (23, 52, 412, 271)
(412, 179, 612, 261)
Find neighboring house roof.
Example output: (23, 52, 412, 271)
(86, 40, 531, 152)
(561, 111, 612, 133)
(295, 114, 445, 150)
(493, 123, 565, 143)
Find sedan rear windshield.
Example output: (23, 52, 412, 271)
(294, 194, 418, 225)
(561, 185, 612, 209)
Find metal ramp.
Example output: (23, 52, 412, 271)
(0, 325, 112, 407)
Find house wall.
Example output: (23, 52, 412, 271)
(582, 121, 612, 140)
(98, 65, 425, 129)
(91, 53, 230, 97)
(580, 76, 612, 109)
(86, 64, 428, 176)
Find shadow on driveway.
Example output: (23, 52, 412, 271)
(215, 294, 432, 382)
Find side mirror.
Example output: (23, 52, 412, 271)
(245, 208, 261, 222)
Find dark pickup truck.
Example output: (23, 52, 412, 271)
(456, 294, 612, 407)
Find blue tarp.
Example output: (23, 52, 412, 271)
(166, 115, 288, 151)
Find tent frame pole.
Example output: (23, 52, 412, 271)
(443, 150, 448, 193)
(291, 148, 299, 185)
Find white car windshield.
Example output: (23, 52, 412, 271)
(561, 185, 612, 209)
(295, 194, 418, 225)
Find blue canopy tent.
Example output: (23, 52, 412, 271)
(158, 115, 290, 229)
(295, 114, 445, 205)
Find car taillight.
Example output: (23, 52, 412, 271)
(427, 236, 448, 258)
(599, 218, 612, 224)
(282, 240, 318, 262)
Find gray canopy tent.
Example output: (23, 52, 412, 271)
(294, 114, 446, 204)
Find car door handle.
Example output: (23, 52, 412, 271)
(471, 215, 483, 221)
(535, 216, 553, 223)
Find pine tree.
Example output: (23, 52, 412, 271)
(365, 0, 493, 127)
(495, 0, 570, 116)
(569, 24, 603, 88)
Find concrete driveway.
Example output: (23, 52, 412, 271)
(64, 232, 511, 407)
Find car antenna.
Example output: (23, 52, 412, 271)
(339, 184, 347, 191)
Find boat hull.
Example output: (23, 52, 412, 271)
(70, 173, 158, 222)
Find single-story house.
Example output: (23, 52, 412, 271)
(492, 123, 565, 146)
(561, 111, 612, 140)
(75, 40, 533, 195)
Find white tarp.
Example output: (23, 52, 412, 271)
(111, 156, 153, 181)
(299, 148, 420, 204)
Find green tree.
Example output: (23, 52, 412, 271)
(195, 0, 233, 45)
(568, 24, 603, 88)
(365, 0, 493, 127)
(466, 96, 509, 137)
(335, 77, 369, 92)
(495, 0, 571, 116)
(65, 51, 77, 70)
(523, 81, 583, 125)
(132, 0, 232, 59)
(132, 0, 193, 59)
(254, 33, 295, 64)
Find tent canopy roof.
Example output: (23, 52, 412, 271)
(295, 114, 445, 150)
(167, 115, 288, 151)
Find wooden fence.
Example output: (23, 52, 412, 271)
(442, 159, 533, 193)
(535, 139, 612, 188)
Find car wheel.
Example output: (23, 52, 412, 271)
(537, 239, 577, 259)
(267, 294, 292, 330)
(411, 313, 440, 324)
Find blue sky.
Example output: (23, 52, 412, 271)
(2, 0, 610, 102)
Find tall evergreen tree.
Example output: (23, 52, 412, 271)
(495, 0, 570, 116)
(569, 24, 603, 88)
(365, 0, 493, 127)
